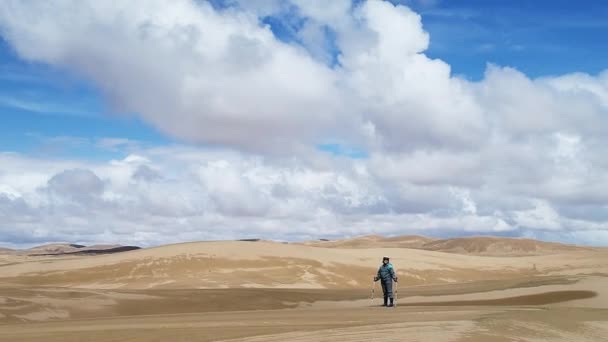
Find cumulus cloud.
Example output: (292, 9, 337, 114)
(0, 0, 346, 152)
(0, 0, 607, 246)
(0, 0, 487, 152)
(46, 169, 105, 200)
(0, 144, 605, 247)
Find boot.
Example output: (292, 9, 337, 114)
(388, 297, 394, 307)
(383, 296, 388, 306)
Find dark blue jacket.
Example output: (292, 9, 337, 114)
(377, 263, 396, 282)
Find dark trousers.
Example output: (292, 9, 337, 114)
(381, 279, 393, 299)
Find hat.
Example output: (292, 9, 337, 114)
(382, 256, 390, 260)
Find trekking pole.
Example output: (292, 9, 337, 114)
(394, 280, 398, 307)
(370, 278, 376, 306)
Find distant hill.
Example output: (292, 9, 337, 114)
(0, 243, 141, 256)
(25, 243, 86, 255)
(420, 236, 587, 256)
(301, 235, 435, 249)
(301, 235, 591, 256)
(0, 247, 14, 254)
(2, 235, 592, 258)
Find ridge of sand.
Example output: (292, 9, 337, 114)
(1, 274, 607, 340)
(0, 239, 607, 341)
(301, 234, 435, 249)
(1, 243, 140, 256)
(0, 247, 14, 254)
(302, 235, 594, 256)
(0, 240, 606, 290)
(25, 243, 86, 255)
(421, 236, 589, 256)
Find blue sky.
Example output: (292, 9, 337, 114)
(0, 39, 169, 159)
(416, 0, 608, 79)
(1, 0, 607, 157)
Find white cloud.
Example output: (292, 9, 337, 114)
(0, 145, 606, 247)
(0, 0, 607, 246)
(0, 0, 488, 153)
(0, 0, 347, 152)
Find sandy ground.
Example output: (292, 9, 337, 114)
(1, 239, 607, 341)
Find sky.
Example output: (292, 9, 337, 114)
(0, 0, 607, 248)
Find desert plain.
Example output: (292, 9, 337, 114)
(1, 235, 607, 341)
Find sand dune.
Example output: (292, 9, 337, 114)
(0, 247, 14, 254)
(301, 235, 435, 249)
(1, 277, 607, 341)
(1, 243, 141, 256)
(0, 237, 607, 341)
(25, 243, 87, 255)
(421, 236, 589, 256)
(4, 305, 607, 342)
(0, 240, 606, 290)
(303, 234, 591, 256)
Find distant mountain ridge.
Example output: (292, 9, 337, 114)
(0, 243, 141, 256)
(300, 235, 593, 256)
(0, 235, 596, 258)
(301, 234, 435, 249)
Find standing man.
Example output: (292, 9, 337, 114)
(374, 256, 398, 307)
